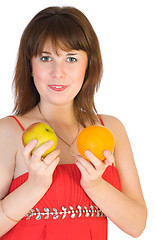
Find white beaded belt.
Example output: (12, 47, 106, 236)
(25, 205, 107, 220)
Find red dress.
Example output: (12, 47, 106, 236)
(1, 116, 121, 240)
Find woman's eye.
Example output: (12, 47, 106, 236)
(40, 56, 51, 62)
(67, 57, 77, 63)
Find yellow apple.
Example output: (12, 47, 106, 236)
(22, 122, 57, 158)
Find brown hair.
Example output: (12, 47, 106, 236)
(12, 6, 103, 127)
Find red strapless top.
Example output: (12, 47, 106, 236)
(1, 116, 121, 240)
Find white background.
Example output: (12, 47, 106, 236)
(0, 0, 155, 239)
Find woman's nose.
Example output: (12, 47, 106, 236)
(51, 61, 65, 79)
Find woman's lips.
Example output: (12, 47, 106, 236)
(48, 85, 68, 92)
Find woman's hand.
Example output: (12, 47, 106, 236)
(22, 139, 60, 190)
(75, 150, 114, 191)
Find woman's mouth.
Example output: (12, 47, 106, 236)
(48, 85, 68, 92)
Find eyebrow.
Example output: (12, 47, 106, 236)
(41, 51, 51, 55)
(66, 53, 77, 56)
(41, 51, 78, 56)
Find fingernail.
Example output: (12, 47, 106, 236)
(85, 150, 90, 156)
(32, 139, 37, 144)
(104, 150, 110, 156)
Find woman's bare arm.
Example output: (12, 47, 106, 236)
(0, 117, 60, 237)
(75, 116, 147, 238)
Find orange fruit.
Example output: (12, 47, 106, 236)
(76, 125, 115, 161)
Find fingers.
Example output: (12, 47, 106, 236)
(43, 149, 60, 166)
(22, 139, 38, 160)
(75, 150, 115, 190)
(103, 150, 115, 166)
(46, 156, 60, 175)
(85, 150, 114, 168)
(31, 140, 54, 161)
(75, 154, 95, 177)
(23, 139, 60, 172)
(75, 152, 105, 180)
(75, 153, 104, 190)
(23, 140, 53, 162)
(75, 150, 114, 176)
(22, 139, 60, 190)
(85, 150, 103, 171)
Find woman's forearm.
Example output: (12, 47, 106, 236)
(0, 180, 47, 237)
(85, 179, 147, 238)
(0, 141, 60, 237)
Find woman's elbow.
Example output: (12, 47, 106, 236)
(131, 206, 147, 238)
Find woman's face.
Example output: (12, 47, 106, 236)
(31, 41, 88, 107)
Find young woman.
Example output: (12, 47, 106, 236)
(0, 6, 147, 239)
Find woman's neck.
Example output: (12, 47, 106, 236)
(38, 101, 77, 126)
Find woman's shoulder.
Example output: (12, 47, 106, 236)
(0, 116, 23, 133)
(100, 114, 124, 128)
(99, 114, 128, 141)
(0, 116, 24, 154)
(0, 107, 39, 133)
(0, 117, 22, 197)
(0, 116, 18, 132)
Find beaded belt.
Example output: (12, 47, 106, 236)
(25, 205, 106, 220)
